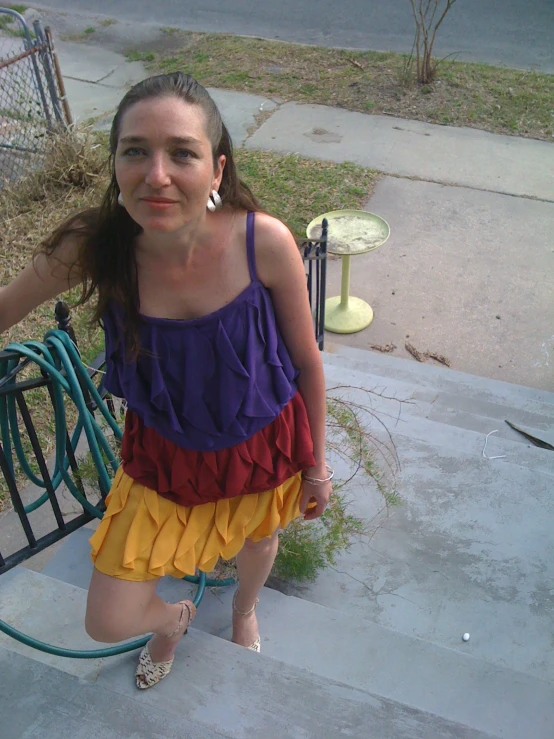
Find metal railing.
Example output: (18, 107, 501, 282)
(301, 218, 328, 351)
(0, 8, 72, 187)
(0, 304, 111, 576)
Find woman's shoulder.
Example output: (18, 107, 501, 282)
(221, 208, 296, 262)
(249, 212, 302, 287)
(251, 211, 294, 244)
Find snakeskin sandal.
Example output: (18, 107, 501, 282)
(135, 599, 196, 690)
(232, 590, 261, 653)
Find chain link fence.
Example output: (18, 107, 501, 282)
(0, 8, 72, 188)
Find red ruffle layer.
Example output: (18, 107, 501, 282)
(121, 392, 315, 508)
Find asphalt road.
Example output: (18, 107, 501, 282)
(35, 0, 554, 72)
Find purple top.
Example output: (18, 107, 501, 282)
(103, 212, 299, 452)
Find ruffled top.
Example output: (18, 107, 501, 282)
(121, 391, 315, 508)
(102, 212, 299, 452)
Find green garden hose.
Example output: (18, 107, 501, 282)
(0, 329, 234, 658)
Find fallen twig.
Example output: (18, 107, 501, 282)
(345, 57, 365, 70)
(405, 342, 425, 362)
(371, 344, 396, 353)
(424, 351, 451, 367)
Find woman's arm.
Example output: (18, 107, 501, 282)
(0, 238, 82, 334)
(255, 213, 331, 520)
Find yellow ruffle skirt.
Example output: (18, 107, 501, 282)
(89, 466, 306, 581)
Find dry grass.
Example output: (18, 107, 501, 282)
(128, 32, 554, 141)
(1, 129, 107, 350)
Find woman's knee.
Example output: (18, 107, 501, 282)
(85, 569, 156, 643)
(85, 606, 112, 642)
(241, 532, 279, 555)
(85, 601, 127, 643)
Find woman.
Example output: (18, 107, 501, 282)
(0, 72, 331, 689)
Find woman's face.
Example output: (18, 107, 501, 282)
(115, 95, 225, 234)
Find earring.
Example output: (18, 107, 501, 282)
(206, 189, 223, 212)
(117, 192, 124, 206)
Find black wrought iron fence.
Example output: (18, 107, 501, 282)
(301, 218, 328, 351)
(0, 301, 112, 576)
(0, 8, 71, 187)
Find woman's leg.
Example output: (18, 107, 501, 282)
(86, 569, 192, 662)
(232, 531, 279, 647)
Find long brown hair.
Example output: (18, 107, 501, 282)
(39, 72, 261, 356)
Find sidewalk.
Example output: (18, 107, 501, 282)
(11, 7, 554, 391)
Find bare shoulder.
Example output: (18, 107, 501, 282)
(253, 212, 297, 251)
(253, 213, 302, 287)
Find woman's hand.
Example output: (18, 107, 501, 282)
(299, 467, 333, 521)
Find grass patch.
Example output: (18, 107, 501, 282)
(99, 18, 117, 27)
(134, 32, 554, 140)
(235, 150, 378, 238)
(61, 27, 100, 42)
(0, 5, 29, 36)
(0, 4, 26, 24)
(126, 49, 155, 63)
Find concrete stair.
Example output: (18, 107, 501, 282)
(1, 347, 553, 738)
(0, 568, 502, 739)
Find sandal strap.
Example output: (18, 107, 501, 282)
(164, 599, 195, 638)
(233, 590, 259, 617)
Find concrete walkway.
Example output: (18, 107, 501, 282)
(8, 7, 554, 391)
(248, 104, 554, 202)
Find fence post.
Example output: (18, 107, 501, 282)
(319, 218, 328, 351)
(54, 301, 77, 345)
(10, 10, 54, 130)
(44, 26, 73, 127)
(33, 20, 65, 126)
(54, 301, 96, 413)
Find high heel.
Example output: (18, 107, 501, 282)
(135, 599, 196, 690)
(232, 590, 261, 653)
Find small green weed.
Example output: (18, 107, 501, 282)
(125, 49, 156, 63)
(273, 492, 366, 582)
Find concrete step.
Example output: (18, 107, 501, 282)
(40, 412, 554, 685)
(325, 359, 554, 448)
(35, 529, 554, 738)
(323, 343, 554, 412)
(288, 428, 554, 683)
(323, 362, 554, 476)
(0, 645, 228, 739)
(0, 566, 118, 679)
(0, 577, 499, 739)
(161, 585, 554, 739)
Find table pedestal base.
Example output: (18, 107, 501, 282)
(324, 296, 374, 334)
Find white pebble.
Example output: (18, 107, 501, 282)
(462, 633, 470, 642)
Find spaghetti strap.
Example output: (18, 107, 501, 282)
(246, 211, 257, 281)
